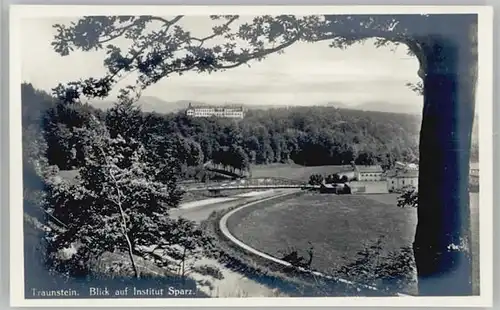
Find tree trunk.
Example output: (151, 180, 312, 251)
(413, 18, 477, 296)
(125, 231, 140, 279)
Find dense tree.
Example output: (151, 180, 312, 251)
(167, 107, 418, 170)
(43, 116, 198, 278)
(51, 13, 478, 295)
(38, 90, 421, 177)
(21, 84, 55, 189)
(105, 87, 144, 140)
(42, 100, 102, 169)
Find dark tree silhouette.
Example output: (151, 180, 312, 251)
(51, 14, 478, 295)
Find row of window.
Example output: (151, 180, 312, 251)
(187, 108, 243, 113)
(192, 112, 243, 116)
(187, 112, 244, 118)
(187, 111, 244, 116)
(390, 179, 416, 185)
(360, 173, 382, 177)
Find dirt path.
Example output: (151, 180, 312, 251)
(188, 257, 286, 297)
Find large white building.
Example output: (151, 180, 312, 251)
(186, 103, 245, 119)
(354, 165, 384, 181)
(386, 169, 419, 192)
(386, 162, 419, 192)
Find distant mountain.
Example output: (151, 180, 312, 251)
(353, 101, 423, 115)
(89, 97, 206, 114)
(324, 102, 352, 110)
(90, 97, 288, 113)
(136, 97, 205, 113)
(87, 99, 116, 111)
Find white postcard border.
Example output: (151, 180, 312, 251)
(8, 4, 494, 307)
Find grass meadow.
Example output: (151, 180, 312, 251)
(228, 192, 480, 294)
(250, 163, 351, 182)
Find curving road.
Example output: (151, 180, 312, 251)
(169, 189, 285, 223)
(166, 189, 297, 297)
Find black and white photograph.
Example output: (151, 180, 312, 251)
(9, 5, 493, 307)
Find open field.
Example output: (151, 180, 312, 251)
(228, 193, 417, 274)
(228, 192, 480, 294)
(250, 163, 351, 182)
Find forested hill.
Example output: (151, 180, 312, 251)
(146, 107, 421, 168)
(22, 82, 438, 174)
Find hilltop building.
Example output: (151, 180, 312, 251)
(185, 103, 245, 119)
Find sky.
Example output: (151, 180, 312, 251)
(20, 16, 423, 111)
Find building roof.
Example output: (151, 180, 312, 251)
(395, 161, 418, 170)
(355, 165, 383, 173)
(187, 103, 244, 111)
(337, 165, 357, 173)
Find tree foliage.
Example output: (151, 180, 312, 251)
(397, 186, 419, 209)
(308, 174, 324, 186)
(42, 107, 214, 279)
(41, 94, 420, 177)
(22, 83, 55, 193)
(50, 14, 448, 104)
(335, 237, 417, 295)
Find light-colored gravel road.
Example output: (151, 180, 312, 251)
(169, 189, 291, 297)
(171, 190, 280, 223)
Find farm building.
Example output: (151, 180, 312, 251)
(349, 181, 388, 194)
(354, 165, 384, 181)
(386, 169, 419, 192)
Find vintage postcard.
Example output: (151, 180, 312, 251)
(9, 5, 493, 307)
